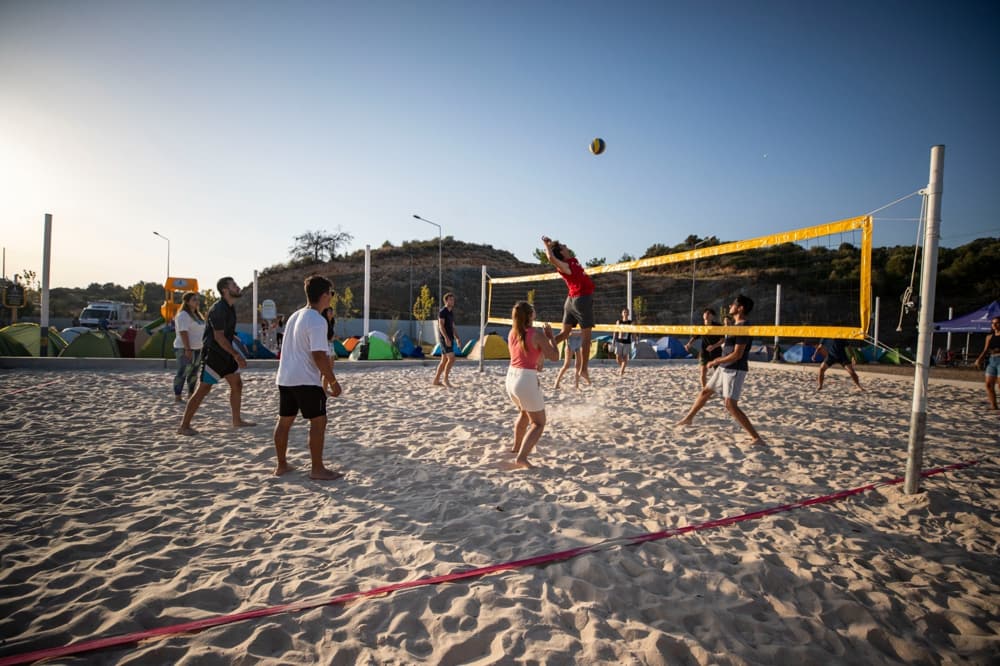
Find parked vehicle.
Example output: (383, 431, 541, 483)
(78, 301, 134, 330)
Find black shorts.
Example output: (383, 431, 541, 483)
(823, 350, 850, 367)
(563, 294, 595, 329)
(278, 385, 327, 419)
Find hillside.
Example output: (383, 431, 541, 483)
(255, 239, 538, 324)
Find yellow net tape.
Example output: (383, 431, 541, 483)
(487, 215, 872, 340)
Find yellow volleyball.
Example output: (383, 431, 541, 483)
(590, 138, 606, 155)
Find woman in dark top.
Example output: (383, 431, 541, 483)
(975, 316, 1000, 410)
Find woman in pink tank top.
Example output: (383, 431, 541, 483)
(505, 301, 560, 468)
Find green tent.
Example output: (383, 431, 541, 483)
(348, 336, 402, 360)
(0, 330, 31, 356)
(60, 330, 120, 358)
(0, 323, 67, 357)
(138, 328, 176, 359)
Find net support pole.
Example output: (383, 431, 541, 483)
(40, 214, 52, 357)
(626, 271, 633, 317)
(904, 145, 944, 495)
(772, 284, 781, 361)
(945, 307, 952, 352)
(252, 270, 259, 343)
(478, 265, 487, 373)
(873, 296, 880, 354)
(363, 245, 371, 339)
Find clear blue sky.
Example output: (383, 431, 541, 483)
(2, 1, 997, 289)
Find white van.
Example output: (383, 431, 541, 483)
(79, 301, 134, 330)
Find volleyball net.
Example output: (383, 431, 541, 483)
(484, 215, 872, 341)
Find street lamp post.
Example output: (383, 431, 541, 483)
(153, 231, 170, 279)
(412, 214, 442, 309)
(689, 238, 711, 325)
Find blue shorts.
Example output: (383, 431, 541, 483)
(986, 355, 1000, 377)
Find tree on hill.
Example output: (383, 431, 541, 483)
(289, 227, 354, 263)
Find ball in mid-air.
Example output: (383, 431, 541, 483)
(590, 137, 606, 155)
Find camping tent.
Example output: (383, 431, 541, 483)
(934, 301, 1000, 333)
(60, 330, 120, 357)
(466, 333, 510, 360)
(332, 339, 350, 358)
(0, 323, 67, 356)
(653, 336, 690, 359)
(343, 337, 361, 353)
(631, 339, 659, 359)
(0, 331, 31, 356)
(395, 333, 424, 358)
(783, 343, 819, 363)
(349, 334, 402, 360)
(60, 327, 92, 343)
(860, 345, 885, 363)
(590, 335, 614, 359)
(460, 338, 477, 357)
(138, 327, 176, 359)
(432, 341, 462, 356)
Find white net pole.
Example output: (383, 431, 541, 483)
(905, 145, 944, 495)
(479, 265, 487, 373)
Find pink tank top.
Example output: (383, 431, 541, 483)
(509, 328, 542, 369)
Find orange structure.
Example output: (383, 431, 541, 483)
(160, 277, 200, 321)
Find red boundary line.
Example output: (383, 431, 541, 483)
(0, 460, 980, 665)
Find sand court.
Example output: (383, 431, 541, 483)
(0, 362, 997, 664)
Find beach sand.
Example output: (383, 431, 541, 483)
(1, 361, 997, 664)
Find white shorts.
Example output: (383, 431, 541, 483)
(706, 367, 747, 401)
(506, 366, 545, 412)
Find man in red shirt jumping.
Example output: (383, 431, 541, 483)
(542, 235, 596, 385)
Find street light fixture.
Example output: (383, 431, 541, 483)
(689, 238, 711, 325)
(153, 231, 170, 280)
(412, 214, 442, 309)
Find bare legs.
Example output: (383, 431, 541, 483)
(986, 376, 998, 410)
(433, 352, 456, 387)
(676, 388, 761, 445)
(818, 363, 864, 391)
(579, 328, 593, 383)
(178, 373, 254, 435)
(554, 349, 576, 389)
(510, 409, 546, 468)
(273, 413, 342, 480)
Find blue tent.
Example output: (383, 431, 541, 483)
(783, 343, 819, 363)
(859, 345, 885, 363)
(653, 336, 691, 359)
(432, 341, 462, 356)
(396, 333, 425, 358)
(236, 331, 278, 359)
(934, 301, 1000, 333)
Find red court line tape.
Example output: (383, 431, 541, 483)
(0, 459, 981, 665)
(1, 379, 62, 397)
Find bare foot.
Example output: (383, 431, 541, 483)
(674, 418, 693, 427)
(579, 373, 591, 386)
(274, 463, 294, 476)
(444, 381, 454, 388)
(513, 458, 535, 469)
(233, 420, 256, 428)
(747, 437, 765, 446)
(177, 426, 199, 436)
(310, 468, 344, 481)
(432, 380, 444, 387)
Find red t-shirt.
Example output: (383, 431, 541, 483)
(558, 257, 595, 297)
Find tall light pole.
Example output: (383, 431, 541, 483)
(153, 231, 170, 279)
(689, 238, 711, 324)
(412, 214, 442, 308)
